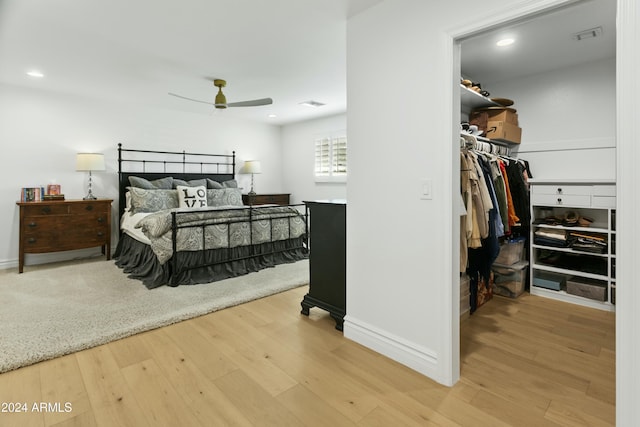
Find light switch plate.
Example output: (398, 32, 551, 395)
(420, 179, 433, 200)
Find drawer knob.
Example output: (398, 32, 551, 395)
(97, 216, 104, 223)
(557, 198, 563, 204)
(28, 222, 37, 228)
(557, 188, 563, 193)
(28, 238, 36, 244)
(41, 207, 51, 214)
(85, 205, 94, 211)
(97, 232, 104, 237)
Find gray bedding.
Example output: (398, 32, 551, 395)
(135, 205, 306, 264)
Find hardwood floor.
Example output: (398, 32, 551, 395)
(0, 287, 615, 426)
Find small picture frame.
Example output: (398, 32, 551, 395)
(47, 184, 61, 195)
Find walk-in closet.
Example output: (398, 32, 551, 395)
(458, 0, 616, 317)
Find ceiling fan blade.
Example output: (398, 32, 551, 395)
(168, 92, 216, 106)
(226, 98, 273, 107)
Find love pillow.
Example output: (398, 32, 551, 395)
(176, 185, 208, 209)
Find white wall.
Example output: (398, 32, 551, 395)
(346, 0, 507, 385)
(281, 113, 347, 204)
(484, 57, 616, 180)
(344, 0, 620, 387)
(0, 83, 283, 268)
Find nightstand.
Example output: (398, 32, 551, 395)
(17, 199, 112, 273)
(242, 193, 291, 206)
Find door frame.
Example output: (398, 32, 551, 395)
(447, 0, 635, 422)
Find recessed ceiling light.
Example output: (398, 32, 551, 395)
(299, 100, 325, 108)
(26, 70, 44, 78)
(496, 38, 515, 47)
(268, 114, 277, 118)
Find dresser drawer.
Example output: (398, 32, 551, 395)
(21, 217, 108, 251)
(531, 185, 592, 196)
(21, 203, 70, 217)
(243, 193, 290, 206)
(69, 201, 110, 214)
(592, 196, 616, 208)
(531, 193, 591, 207)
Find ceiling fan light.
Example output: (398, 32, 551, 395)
(215, 88, 227, 107)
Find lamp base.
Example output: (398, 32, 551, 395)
(247, 190, 257, 196)
(83, 194, 97, 200)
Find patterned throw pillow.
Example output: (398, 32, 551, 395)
(207, 188, 243, 207)
(128, 188, 178, 214)
(206, 178, 224, 189)
(128, 176, 174, 189)
(173, 178, 207, 188)
(177, 185, 208, 209)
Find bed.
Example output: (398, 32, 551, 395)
(113, 144, 308, 288)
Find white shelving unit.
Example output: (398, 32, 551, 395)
(460, 85, 498, 116)
(529, 179, 616, 311)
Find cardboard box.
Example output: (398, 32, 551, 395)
(486, 120, 522, 143)
(495, 239, 525, 266)
(493, 261, 528, 298)
(533, 271, 566, 291)
(566, 277, 607, 301)
(474, 108, 518, 125)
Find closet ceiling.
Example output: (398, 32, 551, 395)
(461, 0, 616, 87)
(0, 1, 614, 125)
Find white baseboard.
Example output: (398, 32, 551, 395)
(343, 315, 442, 383)
(0, 248, 107, 271)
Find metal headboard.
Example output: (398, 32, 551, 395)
(117, 143, 236, 223)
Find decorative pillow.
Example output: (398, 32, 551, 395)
(177, 185, 208, 209)
(128, 188, 179, 214)
(173, 178, 207, 188)
(223, 179, 238, 188)
(207, 188, 244, 207)
(128, 176, 174, 189)
(206, 178, 224, 189)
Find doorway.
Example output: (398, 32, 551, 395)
(450, 0, 617, 392)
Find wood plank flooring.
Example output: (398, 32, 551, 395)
(0, 287, 615, 426)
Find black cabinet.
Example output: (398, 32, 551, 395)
(301, 200, 346, 331)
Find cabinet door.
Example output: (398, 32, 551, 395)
(308, 203, 346, 309)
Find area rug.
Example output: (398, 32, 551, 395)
(0, 258, 309, 373)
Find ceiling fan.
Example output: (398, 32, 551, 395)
(169, 79, 273, 109)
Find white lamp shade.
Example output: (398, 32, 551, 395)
(76, 153, 105, 171)
(244, 160, 261, 174)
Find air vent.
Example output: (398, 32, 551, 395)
(572, 26, 603, 41)
(299, 100, 325, 107)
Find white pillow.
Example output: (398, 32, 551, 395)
(176, 185, 208, 209)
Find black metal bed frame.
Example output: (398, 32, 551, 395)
(117, 144, 308, 286)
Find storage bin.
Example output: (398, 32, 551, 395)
(486, 120, 522, 143)
(492, 261, 528, 298)
(566, 277, 607, 301)
(533, 271, 566, 291)
(495, 239, 525, 266)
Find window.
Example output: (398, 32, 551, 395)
(314, 132, 347, 182)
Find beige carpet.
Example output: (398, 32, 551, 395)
(0, 258, 309, 373)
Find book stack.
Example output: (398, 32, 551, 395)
(20, 185, 65, 202)
(44, 184, 64, 200)
(20, 187, 44, 202)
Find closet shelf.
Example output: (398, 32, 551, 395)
(530, 181, 616, 312)
(531, 244, 609, 258)
(460, 85, 499, 110)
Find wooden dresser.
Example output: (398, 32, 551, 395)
(301, 200, 346, 331)
(242, 193, 291, 206)
(17, 199, 112, 273)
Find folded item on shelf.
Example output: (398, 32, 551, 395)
(535, 228, 567, 240)
(534, 236, 569, 247)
